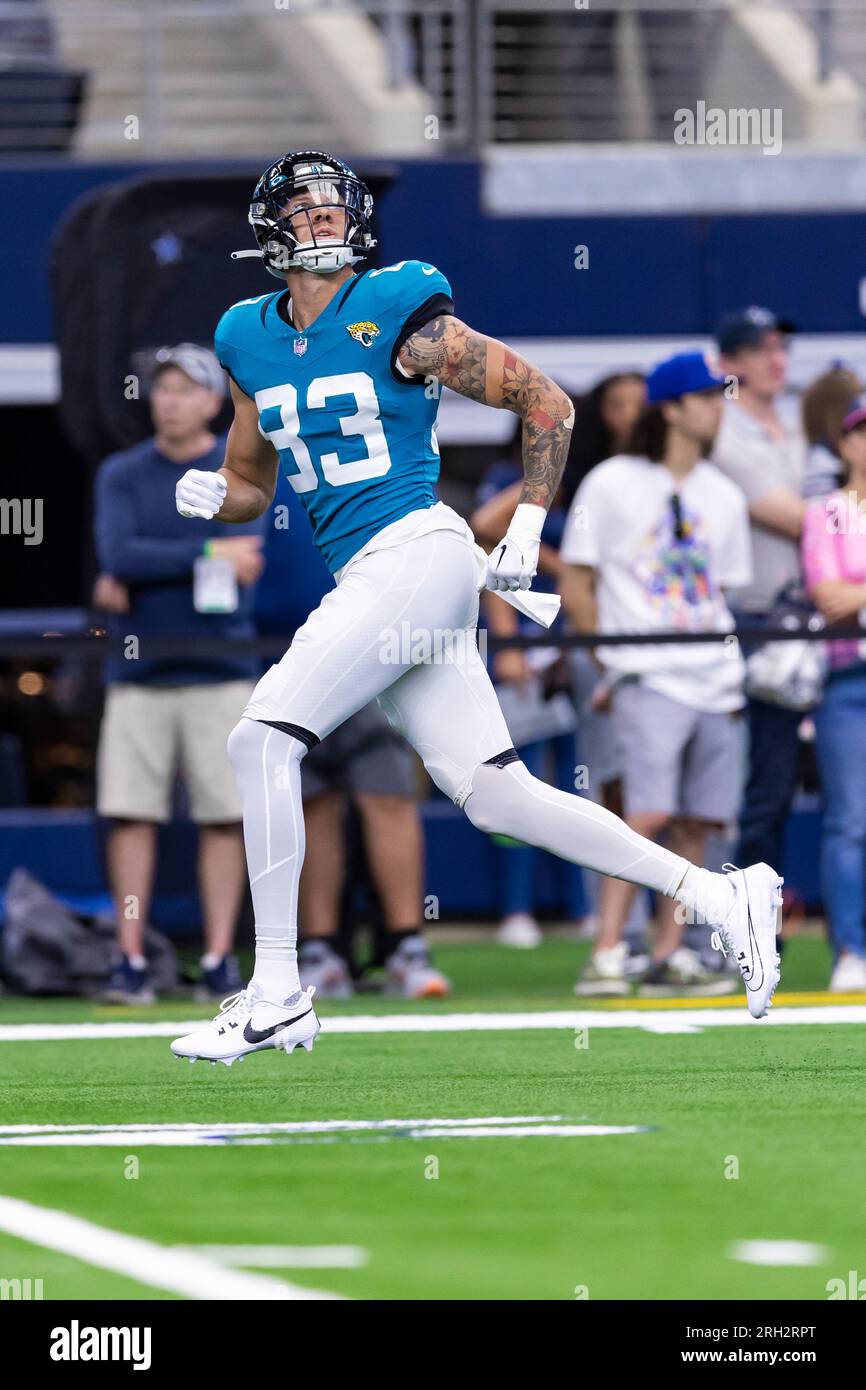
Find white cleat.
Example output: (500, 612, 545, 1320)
(711, 864, 783, 1019)
(170, 984, 320, 1065)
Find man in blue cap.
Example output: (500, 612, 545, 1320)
(562, 352, 759, 997)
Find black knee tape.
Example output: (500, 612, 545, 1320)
(483, 747, 521, 770)
(257, 719, 320, 752)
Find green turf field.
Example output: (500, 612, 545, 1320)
(0, 935, 864, 1301)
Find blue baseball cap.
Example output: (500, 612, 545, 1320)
(715, 306, 796, 354)
(646, 351, 726, 405)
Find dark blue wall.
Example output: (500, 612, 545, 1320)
(3, 156, 865, 343)
(0, 803, 823, 932)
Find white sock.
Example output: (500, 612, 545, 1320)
(226, 717, 307, 1004)
(673, 865, 735, 927)
(250, 933, 301, 1001)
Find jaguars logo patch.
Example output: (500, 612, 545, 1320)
(347, 321, 381, 348)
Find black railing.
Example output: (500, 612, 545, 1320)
(0, 620, 859, 661)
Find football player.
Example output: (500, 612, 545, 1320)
(171, 151, 782, 1064)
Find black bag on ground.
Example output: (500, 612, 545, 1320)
(0, 867, 178, 996)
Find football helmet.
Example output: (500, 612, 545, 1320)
(238, 149, 376, 278)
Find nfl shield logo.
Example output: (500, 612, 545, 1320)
(294, 336, 308, 357)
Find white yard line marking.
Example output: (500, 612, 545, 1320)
(0, 1116, 652, 1147)
(0, 1004, 864, 1043)
(0, 1115, 561, 1136)
(729, 1240, 830, 1267)
(404, 1125, 648, 1139)
(177, 1245, 368, 1269)
(0, 1195, 343, 1299)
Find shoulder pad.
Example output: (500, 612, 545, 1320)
(366, 259, 452, 310)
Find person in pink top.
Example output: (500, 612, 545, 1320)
(802, 393, 866, 991)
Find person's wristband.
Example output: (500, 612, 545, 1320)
(203, 539, 214, 558)
(506, 502, 546, 549)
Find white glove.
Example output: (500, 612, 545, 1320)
(485, 503, 546, 592)
(176, 469, 227, 520)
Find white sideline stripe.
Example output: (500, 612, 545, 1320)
(0, 1116, 649, 1148)
(0, 1195, 343, 1300)
(0, 1117, 650, 1149)
(177, 1245, 368, 1269)
(0, 1124, 647, 1147)
(1, 1005, 865, 1042)
(729, 1240, 829, 1268)
(405, 1125, 647, 1139)
(0, 1115, 561, 1136)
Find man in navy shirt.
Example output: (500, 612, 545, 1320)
(94, 344, 266, 1002)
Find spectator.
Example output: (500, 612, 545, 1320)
(564, 373, 647, 502)
(559, 375, 648, 945)
(473, 378, 647, 949)
(712, 306, 807, 881)
(472, 376, 646, 565)
(256, 473, 449, 999)
(561, 352, 751, 996)
(470, 428, 582, 948)
(93, 344, 265, 1004)
(801, 365, 863, 501)
(802, 392, 866, 991)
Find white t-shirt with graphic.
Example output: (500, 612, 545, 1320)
(560, 454, 753, 713)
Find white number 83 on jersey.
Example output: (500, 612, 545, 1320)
(255, 371, 392, 492)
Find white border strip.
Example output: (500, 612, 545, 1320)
(0, 1115, 561, 1135)
(0, 1195, 343, 1300)
(1, 1005, 865, 1043)
(0, 1117, 652, 1148)
(178, 1245, 367, 1269)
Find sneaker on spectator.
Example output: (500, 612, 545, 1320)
(194, 953, 243, 1002)
(101, 954, 156, 1006)
(639, 946, 737, 997)
(385, 935, 450, 998)
(829, 952, 866, 993)
(299, 939, 354, 999)
(574, 943, 630, 996)
(496, 913, 543, 948)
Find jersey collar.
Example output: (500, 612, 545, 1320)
(267, 270, 370, 340)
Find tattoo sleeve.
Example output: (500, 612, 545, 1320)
(398, 315, 574, 510)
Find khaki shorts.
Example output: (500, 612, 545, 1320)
(97, 681, 254, 823)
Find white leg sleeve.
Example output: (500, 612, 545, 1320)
(464, 759, 688, 897)
(226, 716, 307, 998)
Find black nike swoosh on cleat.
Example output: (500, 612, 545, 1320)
(743, 902, 764, 993)
(242, 1006, 313, 1045)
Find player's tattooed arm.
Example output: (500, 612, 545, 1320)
(218, 378, 279, 521)
(398, 316, 574, 509)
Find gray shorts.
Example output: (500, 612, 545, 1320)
(301, 700, 416, 801)
(613, 681, 744, 824)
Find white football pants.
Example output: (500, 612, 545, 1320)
(227, 521, 690, 980)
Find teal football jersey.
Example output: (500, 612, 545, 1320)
(214, 259, 453, 572)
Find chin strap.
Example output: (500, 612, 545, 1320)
(230, 245, 366, 275)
